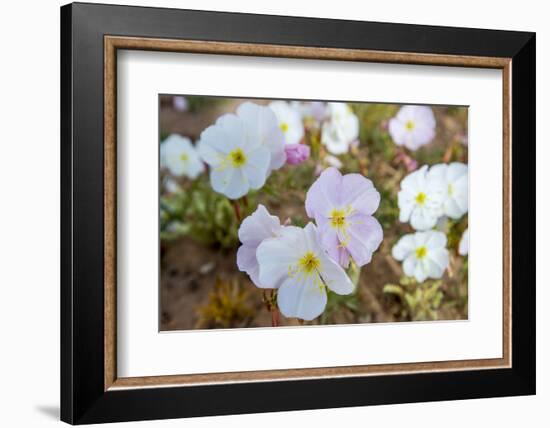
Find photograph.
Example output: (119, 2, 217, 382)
(159, 95, 469, 330)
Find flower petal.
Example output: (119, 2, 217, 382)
(341, 174, 380, 215)
(429, 248, 449, 272)
(305, 167, 342, 218)
(425, 230, 447, 250)
(256, 226, 304, 289)
(243, 147, 270, 189)
(237, 102, 286, 171)
(215, 114, 248, 151)
(238, 204, 280, 246)
(414, 261, 429, 282)
(318, 254, 354, 295)
(410, 206, 438, 230)
(403, 255, 417, 277)
(458, 229, 469, 256)
(236, 244, 261, 286)
(277, 275, 327, 321)
(345, 214, 383, 267)
(318, 222, 349, 267)
(392, 234, 416, 261)
(210, 167, 248, 200)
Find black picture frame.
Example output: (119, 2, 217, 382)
(61, 2, 535, 424)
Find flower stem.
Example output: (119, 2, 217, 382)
(348, 261, 362, 290)
(232, 200, 242, 222)
(263, 289, 280, 327)
(271, 306, 280, 327)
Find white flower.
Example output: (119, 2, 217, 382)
(325, 154, 343, 169)
(237, 205, 283, 287)
(321, 103, 359, 154)
(236, 102, 286, 173)
(427, 162, 468, 219)
(458, 228, 469, 256)
(160, 134, 204, 179)
(256, 223, 353, 321)
(163, 177, 181, 194)
(389, 105, 436, 150)
(398, 165, 444, 230)
(269, 100, 304, 145)
(392, 231, 449, 282)
(198, 114, 271, 199)
(290, 101, 327, 122)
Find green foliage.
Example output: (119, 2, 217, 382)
(383, 276, 444, 321)
(320, 290, 361, 324)
(160, 178, 244, 249)
(196, 277, 255, 329)
(319, 264, 363, 324)
(185, 95, 225, 113)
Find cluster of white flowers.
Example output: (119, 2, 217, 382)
(237, 167, 383, 321)
(393, 162, 468, 282)
(398, 163, 468, 231)
(271, 100, 360, 155)
(196, 100, 362, 199)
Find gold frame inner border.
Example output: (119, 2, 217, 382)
(104, 35, 512, 391)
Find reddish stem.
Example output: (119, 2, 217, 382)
(232, 200, 242, 222)
(271, 307, 280, 327)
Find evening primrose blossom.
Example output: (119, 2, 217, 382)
(237, 205, 283, 287)
(427, 162, 469, 219)
(392, 230, 449, 282)
(389, 105, 436, 150)
(269, 100, 304, 145)
(198, 114, 270, 199)
(321, 103, 360, 155)
(398, 165, 444, 231)
(256, 223, 354, 321)
(160, 134, 204, 179)
(305, 167, 383, 268)
(291, 101, 327, 122)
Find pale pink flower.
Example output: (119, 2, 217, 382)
(305, 167, 383, 268)
(389, 105, 436, 150)
(237, 205, 283, 287)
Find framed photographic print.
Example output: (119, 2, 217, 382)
(60, 2, 536, 424)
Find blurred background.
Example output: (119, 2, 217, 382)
(159, 95, 468, 331)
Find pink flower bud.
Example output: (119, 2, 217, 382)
(284, 144, 310, 165)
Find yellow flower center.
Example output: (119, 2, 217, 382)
(280, 122, 289, 133)
(298, 251, 321, 275)
(415, 246, 427, 259)
(415, 192, 427, 205)
(405, 120, 415, 131)
(229, 148, 247, 168)
(330, 209, 347, 229)
(180, 153, 189, 162)
(448, 184, 454, 196)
